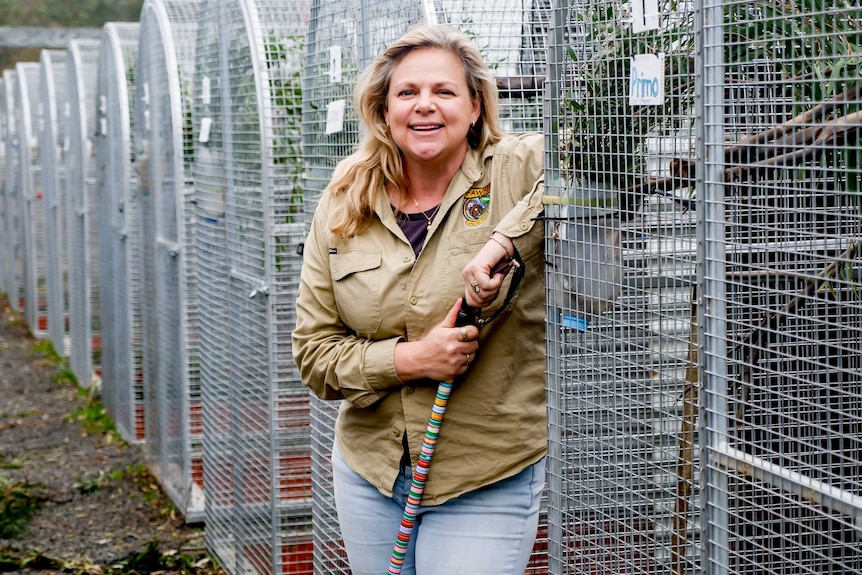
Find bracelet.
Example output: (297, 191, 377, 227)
(489, 234, 513, 261)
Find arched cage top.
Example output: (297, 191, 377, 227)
(97, 23, 141, 228)
(15, 63, 42, 199)
(66, 40, 100, 218)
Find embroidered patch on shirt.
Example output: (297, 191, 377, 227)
(463, 183, 491, 226)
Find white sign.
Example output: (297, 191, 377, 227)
(629, 53, 665, 106)
(329, 45, 342, 84)
(325, 99, 346, 135)
(199, 117, 213, 143)
(632, 0, 660, 33)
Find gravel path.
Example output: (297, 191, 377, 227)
(0, 294, 222, 574)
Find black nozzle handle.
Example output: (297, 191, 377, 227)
(456, 297, 480, 328)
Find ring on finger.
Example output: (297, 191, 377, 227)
(459, 326, 468, 341)
(465, 352, 472, 365)
(470, 280, 480, 294)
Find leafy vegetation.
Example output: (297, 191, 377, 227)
(65, 389, 122, 444)
(0, 475, 47, 539)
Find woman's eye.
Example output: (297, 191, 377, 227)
(398, 89, 414, 97)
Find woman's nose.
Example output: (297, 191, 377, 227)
(415, 90, 435, 112)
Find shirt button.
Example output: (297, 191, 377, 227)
(392, 429, 400, 437)
(402, 255, 411, 263)
(410, 297, 418, 305)
(520, 222, 529, 230)
(406, 386, 415, 394)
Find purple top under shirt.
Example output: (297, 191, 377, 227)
(394, 206, 439, 257)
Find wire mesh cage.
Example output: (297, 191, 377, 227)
(96, 22, 145, 444)
(301, 2, 549, 572)
(699, 2, 862, 574)
(1, 69, 24, 314)
(39, 49, 70, 358)
(66, 39, 103, 390)
(192, 0, 233, 563)
(194, 0, 312, 572)
(0, 76, 6, 295)
(135, 0, 205, 522)
(15, 62, 49, 338)
(544, 0, 700, 573)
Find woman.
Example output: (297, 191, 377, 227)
(292, 24, 545, 574)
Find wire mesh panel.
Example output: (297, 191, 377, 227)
(544, 0, 700, 573)
(0, 76, 6, 294)
(700, 2, 862, 574)
(15, 62, 48, 338)
(135, 0, 204, 522)
(96, 22, 144, 444)
(39, 49, 70, 357)
(302, 2, 549, 572)
(193, 0, 233, 564)
(301, 2, 359, 571)
(195, 1, 312, 572)
(2, 69, 23, 313)
(66, 39, 102, 390)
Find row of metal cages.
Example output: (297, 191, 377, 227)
(1, 0, 861, 574)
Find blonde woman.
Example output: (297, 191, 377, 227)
(293, 24, 545, 574)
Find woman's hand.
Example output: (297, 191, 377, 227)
(462, 233, 514, 308)
(394, 299, 479, 383)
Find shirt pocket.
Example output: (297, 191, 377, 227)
(443, 227, 518, 319)
(330, 250, 383, 335)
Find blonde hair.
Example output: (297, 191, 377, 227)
(327, 24, 505, 238)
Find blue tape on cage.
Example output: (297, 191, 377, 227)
(562, 315, 590, 331)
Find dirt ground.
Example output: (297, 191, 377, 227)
(0, 294, 223, 575)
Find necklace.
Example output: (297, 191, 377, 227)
(407, 193, 441, 229)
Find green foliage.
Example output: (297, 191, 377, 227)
(66, 391, 122, 444)
(75, 468, 125, 494)
(31, 339, 61, 361)
(50, 366, 78, 387)
(103, 541, 218, 575)
(0, 475, 47, 539)
(563, 0, 694, 190)
(0, 455, 25, 470)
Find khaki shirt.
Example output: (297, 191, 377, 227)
(292, 133, 545, 505)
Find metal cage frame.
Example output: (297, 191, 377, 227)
(96, 22, 145, 444)
(39, 49, 70, 357)
(65, 38, 103, 390)
(135, 0, 205, 523)
(15, 61, 48, 339)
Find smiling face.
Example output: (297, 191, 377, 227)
(384, 47, 481, 174)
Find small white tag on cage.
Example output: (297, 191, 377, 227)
(631, 0, 660, 33)
(99, 95, 107, 114)
(629, 53, 664, 106)
(142, 82, 149, 105)
(202, 76, 211, 105)
(329, 45, 342, 83)
(325, 99, 346, 134)
(100, 117, 107, 136)
(199, 117, 213, 143)
(144, 109, 150, 132)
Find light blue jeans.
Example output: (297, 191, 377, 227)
(332, 442, 545, 575)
